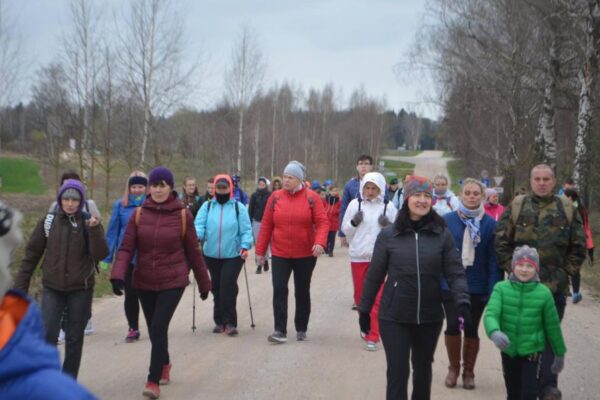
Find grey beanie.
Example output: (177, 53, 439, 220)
(61, 188, 82, 201)
(283, 160, 306, 182)
(512, 245, 540, 272)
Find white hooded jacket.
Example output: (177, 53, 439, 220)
(341, 172, 398, 262)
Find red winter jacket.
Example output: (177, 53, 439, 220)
(324, 196, 341, 232)
(111, 194, 211, 293)
(256, 187, 329, 258)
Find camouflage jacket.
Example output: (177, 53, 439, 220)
(495, 194, 586, 294)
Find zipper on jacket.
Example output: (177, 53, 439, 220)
(516, 283, 524, 350)
(218, 205, 223, 258)
(415, 232, 421, 325)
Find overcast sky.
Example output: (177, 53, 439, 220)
(18, 0, 439, 119)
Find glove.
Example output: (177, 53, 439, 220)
(99, 261, 110, 271)
(111, 279, 125, 296)
(359, 311, 371, 336)
(457, 303, 473, 332)
(589, 248, 594, 265)
(351, 211, 364, 227)
(378, 214, 390, 227)
(490, 331, 511, 350)
(200, 291, 209, 301)
(551, 355, 564, 374)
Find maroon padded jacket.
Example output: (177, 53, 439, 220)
(111, 193, 211, 293)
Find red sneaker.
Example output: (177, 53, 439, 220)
(143, 381, 160, 399)
(159, 363, 172, 385)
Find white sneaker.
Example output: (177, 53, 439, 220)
(365, 341, 377, 351)
(57, 329, 65, 345)
(84, 319, 94, 336)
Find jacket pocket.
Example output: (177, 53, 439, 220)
(381, 280, 397, 310)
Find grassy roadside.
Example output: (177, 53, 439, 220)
(381, 159, 415, 182)
(446, 159, 465, 193)
(0, 157, 46, 195)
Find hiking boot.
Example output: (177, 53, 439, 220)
(84, 319, 94, 336)
(542, 387, 562, 400)
(296, 331, 307, 341)
(365, 341, 377, 351)
(573, 292, 583, 304)
(126, 328, 140, 343)
(263, 260, 269, 272)
(268, 331, 287, 344)
(143, 381, 160, 399)
(159, 363, 171, 385)
(212, 325, 225, 334)
(225, 325, 239, 336)
(256, 265, 262, 274)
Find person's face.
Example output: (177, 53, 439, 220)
(61, 198, 80, 214)
(390, 183, 398, 191)
(434, 178, 448, 195)
(150, 181, 170, 203)
(356, 159, 372, 178)
(530, 168, 556, 197)
(563, 182, 576, 192)
(184, 179, 197, 195)
(407, 192, 432, 220)
(207, 182, 214, 196)
(257, 181, 267, 190)
(461, 183, 483, 209)
(330, 188, 339, 197)
(319, 190, 326, 199)
(513, 262, 537, 282)
(282, 174, 301, 191)
(215, 184, 230, 195)
(130, 184, 146, 197)
(488, 193, 499, 205)
(273, 181, 282, 190)
(363, 182, 380, 200)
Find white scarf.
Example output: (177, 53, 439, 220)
(459, 205, 485, 268)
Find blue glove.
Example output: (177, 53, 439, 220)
(551, 356, 564, 374)
(490, 331, 510, 350)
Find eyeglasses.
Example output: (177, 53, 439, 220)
(357, 162, 371, 166)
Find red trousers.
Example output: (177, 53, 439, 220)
(351, 261, 383, 342)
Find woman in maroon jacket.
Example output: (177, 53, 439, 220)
(110, 167, 211, 399)
(256, 161, 329, 344)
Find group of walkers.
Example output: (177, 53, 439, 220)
(0, 152, 594, 400)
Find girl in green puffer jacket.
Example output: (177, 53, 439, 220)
(484, 245, 566, 400)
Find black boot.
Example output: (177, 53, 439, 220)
(256, 265, 262, 274)
(264, 260, 269, 272)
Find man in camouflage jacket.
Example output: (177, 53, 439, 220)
(495, 164, 586, 400)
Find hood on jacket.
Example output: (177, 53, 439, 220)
(360, 172, 386, 202)
(57, 179, 86, 213)
(213, 174, 234, 199)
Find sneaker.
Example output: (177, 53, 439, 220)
(256, 265, 262, 274)
(57, 329, 65, 345)
(126, 328, 140, 343)
(212, 325, 225, 334)
(143, 381, 160, 399)
(84, 319, 94, 336)
(351, 303, 357, 310)
(225, 325, 239, 336)
(573, 292, 583, 304)
(542, 387, 562, 400)
(264, 260, 269, 272)
(268, 331, 287, 344)
(365, 341, 377, 351)
(296, 331, 307, 341)
(159, 363, 171, 385)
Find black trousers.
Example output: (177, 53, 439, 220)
(442, 292, 486, 338)
(42, 286, 93, 379)
(271, 256, 317, 334)
(205, 256, 243, 327)
(124, 264, 140, 330)
(379, 319, 443, 400)
(538, 293, 566, 397)
(572, 272, 581, 293)
(326, 231, 336, 254)
(501, 352, 540, 400)
(137, 287, 185, 384)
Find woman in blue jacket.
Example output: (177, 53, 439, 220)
(194, 174, 253, 336)
(441, 177, 501, 390)
(103, 171, 147, 343)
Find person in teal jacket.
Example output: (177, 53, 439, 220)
(194, 174, 253, 336)
(484, 245, 566, 400)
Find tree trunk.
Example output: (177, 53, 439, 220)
(236, 106, 245, 174)
(254, 110, 261, 184)
(535, 39, 558, 170)
(270, 97, 277, 178)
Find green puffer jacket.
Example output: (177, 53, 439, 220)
(484, 279, 566, 358)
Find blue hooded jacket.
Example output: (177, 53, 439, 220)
(0, 290, 97, 399)
(102, 194, 145, 264)
(194, 174, 253, 259)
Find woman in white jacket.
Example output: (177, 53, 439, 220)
(342, 172, 397, 351)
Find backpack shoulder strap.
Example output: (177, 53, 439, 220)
(181, 208, 187, 239)
(557, 195, 574, 225)
(510, 195, 527, 225)
(235, 201, 240, 218)
(271, 195, 279, 211)
(44, 212, 56, 238)
(383, 198, 389, 215)
(135, 206, 142, 226)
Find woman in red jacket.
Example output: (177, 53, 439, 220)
(256, 161, 329, 344)
(110, 167, 211, 399)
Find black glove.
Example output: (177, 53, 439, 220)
(200, 291, 209, 300)
(457, 303, 473, 332)
(351, 211, 364, 227)
(111, 279, 125, 296)
(359, 311, 371, 336)
(378, 214, 390, 227)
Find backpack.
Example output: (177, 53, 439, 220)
(135, 207, 187, 239)
(432, 196, 452, 209)
(357, 196, 389, 215)
(44, 205, 90, 251)
(510, 194, 574, 226)
(207, 200, 240, 218)
(270, 189, 315, 211)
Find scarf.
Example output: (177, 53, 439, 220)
(129, 193, 145, 207)
(457, 202, 485, 268)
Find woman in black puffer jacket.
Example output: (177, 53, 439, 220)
(358, 175, 470, 400)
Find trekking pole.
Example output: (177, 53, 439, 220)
(191, 277, 197, 333)
(242, 260, 256, 329)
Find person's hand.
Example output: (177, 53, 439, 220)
(200, 291, 209, 301)
(312, 244, 325, 257)
(111, 279, 125, 296)
(551, 355, 564, 374)
(351, 211, 364, 227)
(457, 303, 473, 332)
(359, 311, 371, 336)
(378, 214, 390, 227)
(256, 255, 266, 266)
(490, 331, 511, 350)
(99, 261, 110, 271)
(240, 249, 249, 260)
(340, 237, 349, 247)
(87, 216, 100, 227)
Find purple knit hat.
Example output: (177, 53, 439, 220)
(57, 179, 87, 213)
(148, 167, 174, 188)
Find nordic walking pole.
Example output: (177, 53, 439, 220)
(191, 277, 197, 332)
(242, 260, 256, 329)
